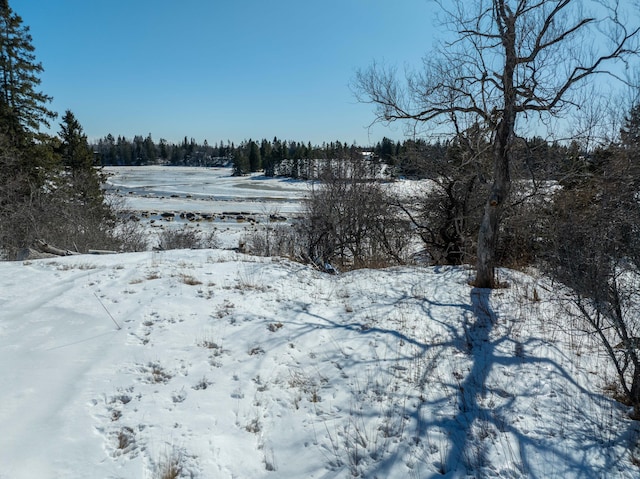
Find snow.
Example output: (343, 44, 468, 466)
(105, 165, 309, 216)
(105, 166, 311, 250)
(1, 167, 639, 478)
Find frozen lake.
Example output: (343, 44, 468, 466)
(105, 165, 310, 216)
(105, 166, 311, 248)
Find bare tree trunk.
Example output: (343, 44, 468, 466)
(474, 2, 515, 288)
(475, 131, 511, 287)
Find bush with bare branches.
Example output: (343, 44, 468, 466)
(156, 226, 218, 251)
(542, 147, 640, 417)
(299, 157, 412, 270)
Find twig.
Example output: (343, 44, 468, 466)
(94, 292, 122, 330)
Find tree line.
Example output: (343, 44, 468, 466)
(91, 134, 369, 177)
(91, 131, 582, 184)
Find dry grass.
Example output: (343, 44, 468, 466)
(140, 361, 172, 384)
(146, 271, 161, 280)
(180, 273, 202, 286)
(50, 261, 99, 271)
(155, 448, 183, 479)
(116, 427, 134, 450)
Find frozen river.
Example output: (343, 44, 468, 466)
(105, 165, 309, 216)
(104, 166, 311, 248)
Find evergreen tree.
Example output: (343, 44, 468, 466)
(117, 136, 133, 164)
(133, 135, 146, 165)
(58, 110, 93, 170)
(248, 139, 261, 172)
(57, 110, 106, 208)
(159, 138, 168, 161)
(233, 150, 249, 176)
(0, 0, 55, 141)
(103, 133, 116, 165)
(261, 138, 275, 176)
(144, 133, 156, 163)
(378, 137, 395, 164)
(621, 103, 640, 150)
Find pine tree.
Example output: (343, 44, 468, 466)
(117, 136, 133, 164)
(159, 138, 168, 161)
(379, 137, 395, 164)
(261, 139, 275, 176)
(233, 150, 249, 176)
(144, 133, 156, 163)
(57, 110, 106, 206)
(54, 110, 114, 247)
(0, 4, 123, 257)
(0, 0, 55, 141)
(621, 103, 640, 150)
(248, 139, 261, 172)
(58, 110, 93, 170)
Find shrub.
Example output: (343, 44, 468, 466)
(242, 221, 302, 259)
(541, 147, 640, 417)
(112, 218, 148, 252)
(299, 157, 413, 270)
(405, 174, 486, 265)
(156, 226, 218, 251)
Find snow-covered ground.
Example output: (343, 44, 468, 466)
(1, 168, 639, 478)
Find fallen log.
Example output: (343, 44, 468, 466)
(17, 247, 56, 260)
(33, 239, 80, 257)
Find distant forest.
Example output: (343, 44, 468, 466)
(91, 134, 363, 175)
(91, 133, 588, 182)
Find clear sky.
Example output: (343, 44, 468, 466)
(11, 0, 439, 146)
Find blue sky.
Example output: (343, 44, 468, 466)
(12, 0, 438, 146)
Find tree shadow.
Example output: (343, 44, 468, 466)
(412, 287, 633, 478)
(269, 269, 636, 478)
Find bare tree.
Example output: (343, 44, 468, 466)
(302, 156, 412, 270)
(355, 0, 639, 287)
(395, 124, 491, 265)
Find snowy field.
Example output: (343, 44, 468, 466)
(1, 167, 639, 478)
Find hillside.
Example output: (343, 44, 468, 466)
(1, 248, 638, 478)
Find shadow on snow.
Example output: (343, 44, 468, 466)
(275, 268, 636, 478)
